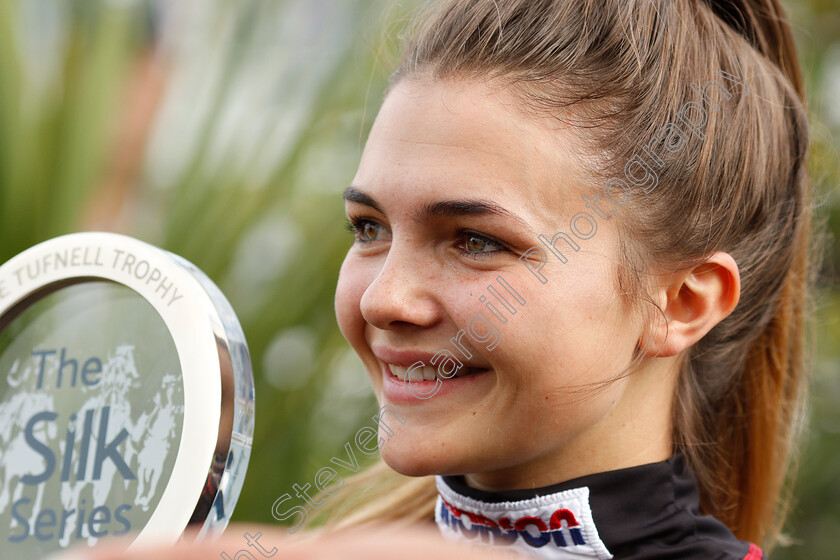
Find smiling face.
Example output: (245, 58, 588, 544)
(335, 76, 676, 490)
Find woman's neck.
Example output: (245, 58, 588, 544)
(462, 357, 677, 492)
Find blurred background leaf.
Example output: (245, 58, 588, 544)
(0, 0, 836, 558)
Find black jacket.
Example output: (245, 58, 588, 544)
(435, 454, 765, 559)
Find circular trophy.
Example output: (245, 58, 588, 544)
(0, 232, 254, 559)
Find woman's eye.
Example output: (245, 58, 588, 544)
(345, 217, 389, 244)
(457, 230, 507, 258)
(344, 219, 506, 258)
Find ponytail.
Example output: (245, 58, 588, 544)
(680, 207, 813, 546)
(673, 0, 814, 548)
(703, 0, 805, 99)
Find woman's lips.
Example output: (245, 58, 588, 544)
(379, 360, 492, 402)
(385, 362, 490, 382)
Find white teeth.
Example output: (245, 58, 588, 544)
(387, 363, 487, 381)
(387, 363, 437, 382)
(389, 365, 408, 380)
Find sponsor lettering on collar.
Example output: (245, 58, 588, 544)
(434, 477, 613, 560)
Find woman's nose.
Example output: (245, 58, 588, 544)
(359, 245, 441, 331)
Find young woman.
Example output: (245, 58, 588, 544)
(66, 0, 815, 559)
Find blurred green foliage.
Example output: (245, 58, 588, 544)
(0, 0, 836, 558)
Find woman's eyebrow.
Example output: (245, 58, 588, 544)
(343, 186, 383, 214)
(418, 199, 533, 231)
(343, 186, 534, 233)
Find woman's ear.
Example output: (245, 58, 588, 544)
(639, 252, 740, 358)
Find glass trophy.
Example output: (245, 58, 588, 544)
(0, 233, 255, 559)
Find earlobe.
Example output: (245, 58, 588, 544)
(639, 252, 740, 358)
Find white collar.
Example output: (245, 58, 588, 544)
(434, 475, 613, 559)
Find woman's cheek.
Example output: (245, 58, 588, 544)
(335, 256, 370, 348)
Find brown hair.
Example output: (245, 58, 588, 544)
(317, 0, 815, 550)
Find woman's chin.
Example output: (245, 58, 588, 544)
(380, 444, 459, 478)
